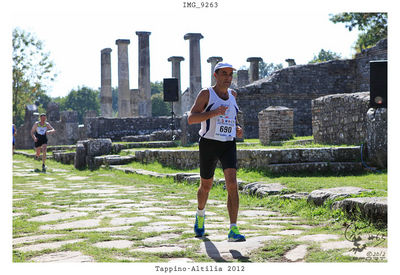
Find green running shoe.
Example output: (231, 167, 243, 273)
(228, 226, 246, 242)
(194, 214, 205, 237)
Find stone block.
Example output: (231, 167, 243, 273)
(74, 143, 87, 170)
(366, 108, 387, 168)
(86, 138, 112, 156)
(332, 197, 387, 224)
(307, 186, 371, 206)
(242, 182, 288, 197)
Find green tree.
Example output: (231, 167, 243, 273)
(12, 28, 57, 126)
(112, 87, 118, 117)
(309, 49, 341, 64)
(329, 13, 387, 52)
(63, 86, 100, 123)
(259, 61, 283, 78)
(151, 81, 163, 95)
(151, 92, 171, 117)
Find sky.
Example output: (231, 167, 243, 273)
(2, 0, 371, 98)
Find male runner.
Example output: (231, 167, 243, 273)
(31, 113, 55, 172)
(188, 62, 245, 242)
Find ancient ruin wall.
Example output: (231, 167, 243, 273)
(312, 92, 370, 145)
(236, 39, 387, 138)
(84, 116, 182, 141)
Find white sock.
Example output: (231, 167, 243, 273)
(230, 223, 237, 229)
(197, 208, 205, 217)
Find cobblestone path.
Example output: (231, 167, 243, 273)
(13, 157, 387, 263)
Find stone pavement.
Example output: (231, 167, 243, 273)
(12, 157, 387, 263)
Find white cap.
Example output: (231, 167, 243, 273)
(213, 62, 236, 72)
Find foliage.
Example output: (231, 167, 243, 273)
(309, 49, 341, 64)
(329, 13, 387, 52)
(151, 92, 171, 117)
(259, 61, 283, 78)
(112, 87, 118, 117)
(12, 28, 57, 127)
(238, 62, 283, 80)
(151, 81, 163, 95)
(61, 86, 100, 124)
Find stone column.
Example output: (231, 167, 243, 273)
(207, 56, 223, 86)
(184, 33, 203, 109)
(136, 31, 152, 117)
(100, 48, 112, 117)
(247, 57, 263, 83)
(285, 58, 296, 66)
(115, 39, 131, 117)
(168, 56, 185, 115)
(237, 69, 249, 87)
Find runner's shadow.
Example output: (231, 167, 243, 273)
(200, 238, 251, 262)
(201, 237, 227, 262)
(229, 249, 251, 262)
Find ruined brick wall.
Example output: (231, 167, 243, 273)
(312, 92, 370, 145)
(84, 116, 182, 141)
(236, 39, 387, 138)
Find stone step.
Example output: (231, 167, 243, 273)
(133, 147, 362, 170)
(94, 155, 136, 166)
(112, 141, 178, 153)
(266, 161, 363, 174)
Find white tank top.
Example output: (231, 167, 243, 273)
(36, 122, 48, 135)
(198, 87, 239, 142)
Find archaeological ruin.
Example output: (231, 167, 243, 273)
(14, 32, 387, 169)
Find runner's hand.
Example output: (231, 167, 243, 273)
(213, 105, 228, 116)
(236, 126, 243, 139)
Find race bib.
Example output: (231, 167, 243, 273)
(215, 105, 236, 138)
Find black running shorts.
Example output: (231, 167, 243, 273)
(34, 133, 48, 148)
(199, 137, 237, 179)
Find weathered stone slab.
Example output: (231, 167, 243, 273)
(72, 189, 117, 195)
(28, 211, 87, 222)
(39, 219, 101, 230)
(142, 233, 180, 243)
(13, 234, 66, 245)
(307, 187, 371, 206)
(240, 210, 278, 217)
(30, 251, 95, 262)
(242, 182, 288, 197)
(93, 240, 134, 249)
(280, 192, 309, 200)
(139, 225, 175, 233)
(272, 230, 304, 236)
(296, 234, 340, 242)
(110, 217, 151, 226)
(332, 197, 387, 223)
(284, 244, 308, 261)
(67, 176, 89, 181)
(15, 239, 86, 252)
(131, 245, 185, 253)
(73, 226, 133, 233)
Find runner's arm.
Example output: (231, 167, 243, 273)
(188, 89, 228, 124)
(31, 123, 38, 141)
(46, 123, 56, 134)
